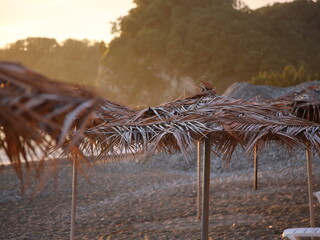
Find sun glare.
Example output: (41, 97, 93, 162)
(244, 0, 294, 9)
(0, 0, 135, 47)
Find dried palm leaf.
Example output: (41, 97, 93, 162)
(85, 83, 320, 166)
(271, 85, 320, 123)
(0, 61, 106, 186)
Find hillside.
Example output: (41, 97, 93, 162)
(0, 38, 102, 88)
(98, 0, 320, 106)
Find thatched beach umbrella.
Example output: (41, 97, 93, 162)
(271, 85, 320, 228)
(131, 83, 320, 222)
(2, 61, 320, 240)
(85, 84, 320, 240)
(0, 61, 107, 240)
(0, 61, 106, 182)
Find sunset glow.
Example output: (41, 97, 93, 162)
(0, 0, 135, 47)
(0, 0, 294, 48)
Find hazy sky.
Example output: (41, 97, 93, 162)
(0, 0, 293, 48)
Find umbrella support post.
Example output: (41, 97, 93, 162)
(197, 140, 202, 220)
(306, 147, 315, 227)
(253, 145, 258, 190)
(70, 158, 78, 240)
(201, 135, 211, 240)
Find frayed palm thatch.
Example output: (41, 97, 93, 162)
(272, 85, 320, 123)
(94, 99, 136, 124)
(0, 61, 108, 187)
(2, 61, 320, 183)
(85, 83, 320, 165)
(265, 85, 320, 227)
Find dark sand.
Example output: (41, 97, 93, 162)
(1, 157, 320, 240)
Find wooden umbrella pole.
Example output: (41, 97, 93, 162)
(197, 140, 202, 220)
(70, 158, 78, 240)
(306, 146, 315, 227)
(253, 145, 258, 190)
(201, 134, 211, 240)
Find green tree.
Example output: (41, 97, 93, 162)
(0, 38, 101, 87)
(250, 65, 318, 87)
(99, 0, 320, 106)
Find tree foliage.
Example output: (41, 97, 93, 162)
(0, 37, 102, 87)
(250, 65, 319, 87)
(101, 0, 320, 106)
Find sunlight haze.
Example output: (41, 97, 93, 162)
(0, 0, 294, 48)
(244, 0, 293, 9)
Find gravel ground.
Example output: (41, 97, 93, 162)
(1, 148, 320, 240)
(223, 80, 320, 101)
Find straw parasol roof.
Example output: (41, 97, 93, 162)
(2, 61, 320, 181)
(0, 61, 110, 186)
(265, 85, 320, 228)
(6, 62, 320, 239)
(84, 83, 320, 164)
(271, 85, 320, 123)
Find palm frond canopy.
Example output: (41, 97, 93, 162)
(271, 85, 320, 123)
(0, 61, 108, 171)
(92, 100, 136, 127)
(2, 61, 320, 181)
(85, 83, 320, 162)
